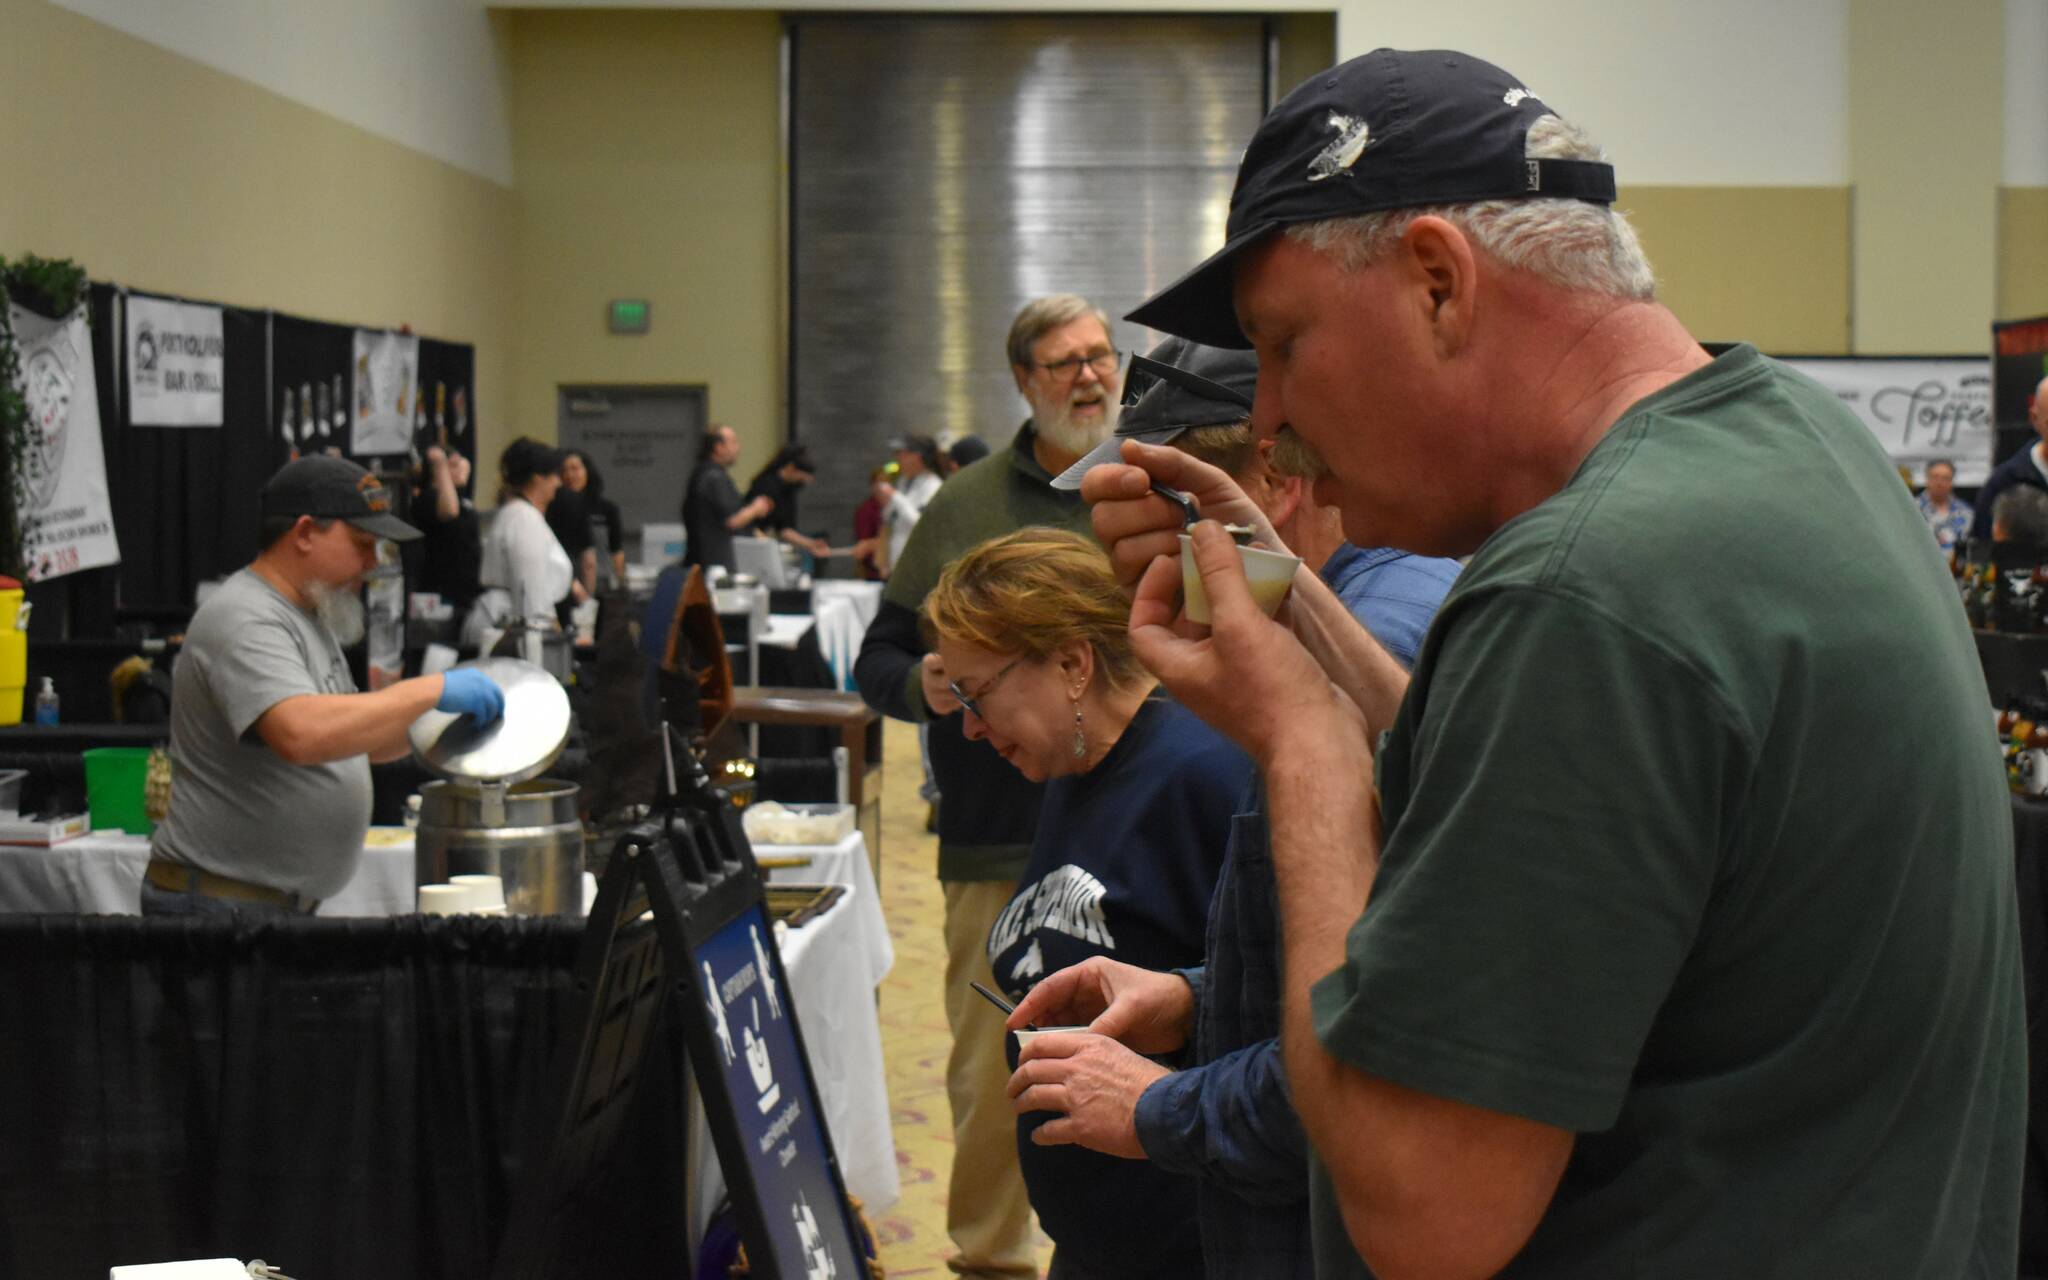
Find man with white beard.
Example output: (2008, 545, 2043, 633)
(144, 456, 504, 917)
(853, 293, 1123, 1279)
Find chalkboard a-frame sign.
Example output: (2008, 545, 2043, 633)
(494, 744, 869, 1279)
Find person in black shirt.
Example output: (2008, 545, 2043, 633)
(563, 449, 626, 584)
(414, 444, 482, 615)
(682, 423, 772, 573)
(744, 444, 832, 559)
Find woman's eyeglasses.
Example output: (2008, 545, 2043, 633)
(948, 656, 1023, 721)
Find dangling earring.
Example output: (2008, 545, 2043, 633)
(1070, 692, 1087, 759)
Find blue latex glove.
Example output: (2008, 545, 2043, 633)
(437, 668, 505, 724)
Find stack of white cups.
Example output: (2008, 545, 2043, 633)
(416, 873, 509, 916)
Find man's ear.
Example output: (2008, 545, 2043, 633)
(1012, 364, 1033, 397)
(1400, 215, 1477, 359)
(1266, 473, 1305, 529)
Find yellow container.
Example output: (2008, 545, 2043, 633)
(0, 584, 26, 727)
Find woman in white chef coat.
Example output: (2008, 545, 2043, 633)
(462, 437, 575, 652)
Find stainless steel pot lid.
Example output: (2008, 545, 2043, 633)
(408, 657, 571, 785)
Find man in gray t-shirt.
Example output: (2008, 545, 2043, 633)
(145, 456, 505, 915)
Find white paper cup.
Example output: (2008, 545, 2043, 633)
(417, 883, 472, 916)
(1179, 534, 1302, 624)
(450, 873, 506, 910)
(1011, 1025, 1090, 1048)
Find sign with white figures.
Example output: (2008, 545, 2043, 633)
(696, 905, 862, 1280)
(8, 304, 121, 581)
(351, 328, 419, 456)
(1782, 356, 1994, 485)
(125, 294, 223, 426)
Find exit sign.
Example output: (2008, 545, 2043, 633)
(608, 299, 650, 335)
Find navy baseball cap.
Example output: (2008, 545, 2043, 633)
(1052, 337, 1256, 490)
(261, 455, 421, 542)
(1129, 48, 1617, 349)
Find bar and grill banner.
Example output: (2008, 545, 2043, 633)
(350, 327, 419, 456)
(124, 294, 224, 426)
(1781, 356, 1994, 485)
(8, 304, 121, 581)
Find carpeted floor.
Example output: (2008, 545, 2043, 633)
(868, 719, 1055, 1278)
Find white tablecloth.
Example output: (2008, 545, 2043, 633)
(810, 580, 882, 691)
(0, 828, 420, 916)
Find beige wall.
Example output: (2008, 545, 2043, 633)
(1625, 187, 1853, 353)
(506, 9, 785, 470)
(1847, 0, 2003, 353)
(0, 0, 519, 473)
(2000, 188, 2048, 322)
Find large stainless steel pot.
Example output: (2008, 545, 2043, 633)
(408, 657, 583, 916)
(414, 778, 584, 916)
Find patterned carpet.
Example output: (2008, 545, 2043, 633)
(869, 720, 1054, 1277)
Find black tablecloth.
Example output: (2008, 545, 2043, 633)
(0, 913, 689, 1278)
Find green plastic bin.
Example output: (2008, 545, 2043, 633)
(83, 746, 153, 835)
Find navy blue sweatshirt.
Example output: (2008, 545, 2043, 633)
(990, 696, 1252, 1276)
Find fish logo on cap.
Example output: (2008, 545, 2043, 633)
(1308, 112, 1370, 181)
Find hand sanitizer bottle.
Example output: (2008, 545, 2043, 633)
(33, 677, 58, 726)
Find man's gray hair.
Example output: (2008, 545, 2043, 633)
(1007, 294, 1114, 368)
(1286, 115, 1656, 301)
(1995, 486, 2048, 544)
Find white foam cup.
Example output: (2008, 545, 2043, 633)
(417, 884, 471, 916)
(1012, 1026, 1090, 1048)
(1179, 534, 1302, 625)
(450, 873, 506, 910)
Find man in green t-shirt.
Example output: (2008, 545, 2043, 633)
(1064, 49, 2024, 1278)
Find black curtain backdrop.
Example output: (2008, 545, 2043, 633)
(0, 913, 690, 1278)
(19, 286, 477, 638)
(22, 287, 480, 644)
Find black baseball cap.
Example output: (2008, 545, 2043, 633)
(1129, 48, 1618, 349)
(1052, 337, 1256, 490)
(262, 455, 421, 542)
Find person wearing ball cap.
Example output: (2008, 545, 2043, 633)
(1063, 48, 2021, 1278)
(146, 455, 505, 917)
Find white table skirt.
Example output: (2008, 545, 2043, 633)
(0, 829, 420, 917)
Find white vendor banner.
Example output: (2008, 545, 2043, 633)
(1781, 356, 1994, 485)
(125, 294, 224, 426)
(8, 304, 121, 581)
(351, 327, 419, 456)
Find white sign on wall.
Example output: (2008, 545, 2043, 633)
(125, 294, 224, 427)
(1780, 356, 1995, 485)
(351, 328, 419, 456)
(8, 304, 122, 582)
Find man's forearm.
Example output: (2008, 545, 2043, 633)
(260, 676, 444, 766)
(1264, 717, 1384, 1207)
(852, 600, 931, 723)
(1287, 569, 1409, 740)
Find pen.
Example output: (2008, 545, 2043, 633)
(970, 979, 1036, 1030)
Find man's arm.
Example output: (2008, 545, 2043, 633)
(256, 674, 449, 765)
(852, 600, 960, 723)
(1264, 714, 1572, 1278)
(1132, 526, 1571, 1279)
(726, 494, 775, 531)
(1131, 1038, 1312, 1205)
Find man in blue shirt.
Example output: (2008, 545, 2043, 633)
(1915, 458, 1972, 558)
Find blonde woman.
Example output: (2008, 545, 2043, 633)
(925, 527, 1251, 1280)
